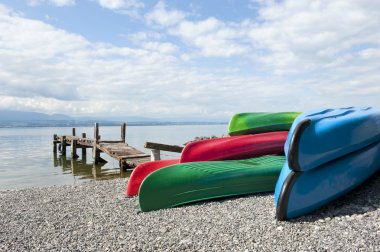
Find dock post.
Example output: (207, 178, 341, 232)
(53, 151, 59, 167)
(121, 122, 126, 143)
(92, 162, 100, 179)
(72, 128, 76, 136)
(151, 149, 161, 161)
(71, 158, 75, 174)
(71, 139, 79, 159)
(81, 133, 87, 159)
(61, 135, 66, 156)
(53, 134, 57, 153)
(93, 123, 100, 164)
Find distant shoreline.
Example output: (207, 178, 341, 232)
(0, 110, 229, 128)
(0, 121, 228, 128)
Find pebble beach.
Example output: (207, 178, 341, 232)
(1, 172, 379, 251)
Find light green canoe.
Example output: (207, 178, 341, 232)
(139, 155, 286, 212)
(228, 112, 301, 136)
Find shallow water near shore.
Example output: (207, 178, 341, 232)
(0, 124, 227, 190)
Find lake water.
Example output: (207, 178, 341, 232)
(0, 124, 228, 190)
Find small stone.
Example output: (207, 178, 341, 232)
(179, 239, 192, 245)
(355, 215, 364, 220)
(159, 227, 168, 233)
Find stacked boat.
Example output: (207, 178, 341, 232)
(275, 107, 380, 220)
(126, 131, 289, 197)
(126, 112, 299, 212)
(125, 107, 380, 219)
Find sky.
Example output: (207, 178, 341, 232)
(0, 0, 380, 120)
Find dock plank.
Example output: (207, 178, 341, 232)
(97, 143, 149, 160)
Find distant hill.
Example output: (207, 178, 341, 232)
(0, 110, 71, 121)
(0, 110, 112, 127)
(0, 110, 228, 127)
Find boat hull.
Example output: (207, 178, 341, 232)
(228, 112, 300, 136)
(139, 155, 286, 212)
(180, 131, 287, 162)
(275, 141, 380, 220)
(286, 107, 380, 172)
(275, 107, 380, 220)
(126, 132, 288, 197)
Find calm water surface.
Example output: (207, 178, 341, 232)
(0, 124, 227, 190)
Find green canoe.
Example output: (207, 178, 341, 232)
(139, 155, 286, 212)
(228, 112, 301, 136)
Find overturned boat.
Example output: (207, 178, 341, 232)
(228, 112, 300, 136)
(126, 131, 287, 196)
(275, 107, 380, 220)
(139, 155, 286, 212)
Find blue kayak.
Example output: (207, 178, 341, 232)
(285, 107, 380, 172)
(275, 107, 380, 220)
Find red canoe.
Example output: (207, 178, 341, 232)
(125, 131, 288, 197)
(180, 132, 287, 162)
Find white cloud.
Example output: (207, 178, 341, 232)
(27, 0, 76, 7)
(94, 0, 144, 18)
(28, 0, 143, 11)
(147, 0, 380, 111)
(144, 0, 380, 75)
(96, 0, 144, 10)
(145, 1, 187, 27)
(141, 42, 178, 54)
(171, 17, 251, 57)
(128, 31, 163, 44)
(50, 0, 75, 6)
(27, 0, 42, 6)
(359, 48, 380, 60)
(0, 6, 90, 100)
(2, 1, 380, 118)
(248, 0, 380, 74)
(0, 3, 300, 118)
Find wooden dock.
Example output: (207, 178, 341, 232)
(53, 123, 150, 170)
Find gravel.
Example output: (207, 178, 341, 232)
(0, 172, 379, 251)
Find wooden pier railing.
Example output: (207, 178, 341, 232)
(144, 141, 183, 161)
